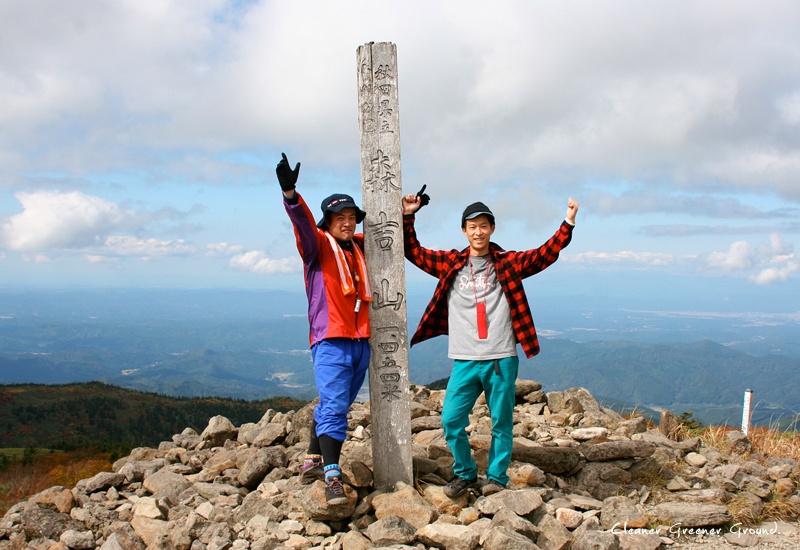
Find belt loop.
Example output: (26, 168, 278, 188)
(493, 359, 500, 376)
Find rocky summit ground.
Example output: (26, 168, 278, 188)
(1, 381, 799, 550)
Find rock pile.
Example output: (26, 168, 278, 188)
(2, 381, 799, 550)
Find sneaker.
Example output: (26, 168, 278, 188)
(301, 455, 324, 485)
(325, 476, 348, 505)
(481, 479, 505, 496)
(443, 476, 478, 498)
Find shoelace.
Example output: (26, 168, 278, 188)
(327, 478, 345, 495)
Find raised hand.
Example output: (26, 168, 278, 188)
(566, 197, 579, 224)
(276, 153, 301, 192)
(402, 185, 430, 215)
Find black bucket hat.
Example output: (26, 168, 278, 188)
(317, 193, 367, 229)
(461, 201, 495, 228)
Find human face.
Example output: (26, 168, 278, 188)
(327, 207, 358, 241)
(462, 215, 495, 256)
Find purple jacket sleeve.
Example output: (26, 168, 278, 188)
(284, 192, 322, 265)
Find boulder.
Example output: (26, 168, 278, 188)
(416, 523, 479, 550)
(655, 502, 732, 527)
(511, 440, 581, 474)
(372, 481, 438, 529)
(584, 441, 656, 462)
(599, 496, 648, 530)
(364, 515, 416, 547)
(200, 416, 238, 447)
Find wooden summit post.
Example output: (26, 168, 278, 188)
(356, 41, 413, 490)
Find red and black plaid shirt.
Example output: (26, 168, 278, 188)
(403, 215, 573, 358)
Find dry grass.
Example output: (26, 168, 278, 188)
(0, 451, 112, 515)
(748, 425, 800, 463)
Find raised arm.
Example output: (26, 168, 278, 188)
(515, 198, 578, 277)
(277, 153, 321, 265)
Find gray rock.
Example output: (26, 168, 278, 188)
(200, 416, 238, 447)
(599, 496, 648, 530)
(616, 533, 663, 550)
(475, 488, 544, 517)
(482, 526, 539, 550)
(234, 491, 284, 525)
(237, 447, 287, 489)
(515, 379, 543, 397)
(143, 469, 193, 503)
(79, 471, 126, 493)
(99, 533, 129, 550)
(118, 460, 165, 483)
(565, 494, 604, 510)
(489, 507, 538, 542)
(103, 522, 146, 550)
(576, 462, 632, 488)
(512, 440, 581, 474)
(570, 427, 608, 441)
(555, 507, 583, 529)
(536, 513, 572, 550)
(302, 480, 358, 522)
(365, 515, 416, 546)
(251, 424, 286, 448)
(416, 523, 479, 550)
(60, 529, 96, 550)
(670, 488, 730, 503)
(672, 437, 701, 452)
(584, 441, 656, 462)
(411, 416, 442, 432)
(723, 430, 751, 455)
(193, 482, 242, 500)
(372, 481, 438, 529)
(656, 502, 732, 527)
(21, 508, 85, 541)
(572, 531, 620, 550)
(173, 433, 202, 450)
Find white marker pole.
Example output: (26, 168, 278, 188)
(741, 389, 753, 436)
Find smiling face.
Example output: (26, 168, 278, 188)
(462, 214, 495, 256)
(327, 207, 358, 241)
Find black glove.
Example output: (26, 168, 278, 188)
(416, 184, 430, 210)
(276, 153, 301, 192)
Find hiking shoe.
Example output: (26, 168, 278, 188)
(325, 476, 348, 505)
(443, 476, 478, 498)
(301, 455, 324, 485)
(481, 479, 506, 496)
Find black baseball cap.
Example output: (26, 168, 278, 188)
(317, 193, 367, 229)
(461, 202, 495, 228)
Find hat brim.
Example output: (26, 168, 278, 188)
(317, 206, 367, 229)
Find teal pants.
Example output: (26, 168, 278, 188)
(441, 356, 519, 486)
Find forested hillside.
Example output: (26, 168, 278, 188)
(0, 382, 306, 450)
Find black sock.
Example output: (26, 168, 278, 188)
(318, 434, 343, 467)
(307, 418, 321, 456)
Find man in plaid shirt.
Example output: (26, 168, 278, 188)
(402, 193, 578, 497)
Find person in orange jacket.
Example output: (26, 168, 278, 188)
(277, 153, 371, 505)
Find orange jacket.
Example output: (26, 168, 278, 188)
(284, 192, 371, 347)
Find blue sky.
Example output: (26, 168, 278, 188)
(1, 0, 799, 312)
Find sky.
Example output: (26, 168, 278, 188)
(1, 0, 799, 314)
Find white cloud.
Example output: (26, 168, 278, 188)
(1, 190, 137, 251)
(206, 242, 244, 256)
(702, 241, 753, 272)
(565, 250, 690, 267)
(2, 1, 800, 204)
(229, 250, 301, 275)
(85, 254, 116, 263)
(103, 236, 196, 258)
(700, 233, 798, 285)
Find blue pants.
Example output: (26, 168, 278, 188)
(441, 356, 519, 485)
(311, 338, 370, 442)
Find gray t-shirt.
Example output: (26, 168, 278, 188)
(447, 254, 517, 360)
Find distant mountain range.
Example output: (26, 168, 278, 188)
(1, 289, 798, 429)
